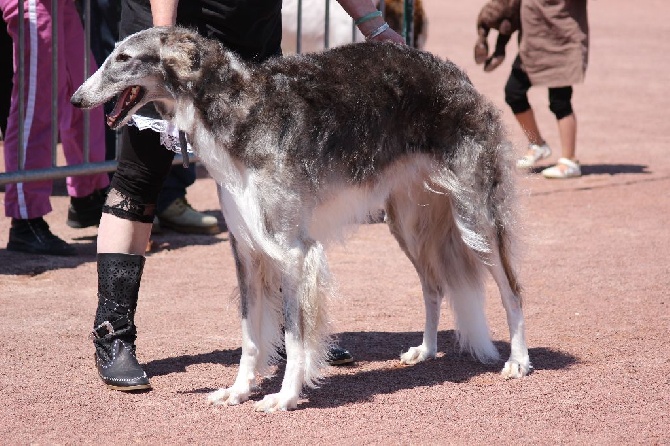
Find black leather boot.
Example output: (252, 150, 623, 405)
(91, 253, 151, 391)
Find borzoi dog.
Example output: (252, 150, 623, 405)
(71, 26, 530, 412)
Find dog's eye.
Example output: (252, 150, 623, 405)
(116, 53, 131, 62)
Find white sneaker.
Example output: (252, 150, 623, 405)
(516, 143, 552, 169)
(541, 158, 582, 179)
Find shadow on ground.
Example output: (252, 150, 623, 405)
(303, 341, 574, 409)
(146, 348, 242, 378)
(154, 330, 577, 407)
(0, 222, 227, 275)
(529, 163, 649, 176)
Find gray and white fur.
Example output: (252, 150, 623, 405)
(71, 26, 530, 412)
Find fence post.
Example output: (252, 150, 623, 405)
(403, 0, 415, 47)
(296, 0, 302, 54)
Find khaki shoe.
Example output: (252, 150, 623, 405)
(157, 197, 220, 235)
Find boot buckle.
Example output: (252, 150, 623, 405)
(89, 321, 115, 340)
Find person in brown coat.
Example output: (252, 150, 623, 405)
(507, 0, 589, 178)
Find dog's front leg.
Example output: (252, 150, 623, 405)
(254, 240, 330, 412)
(400, 283, 441, 364)
(254, 279, 304, 412)
(208, 236, 261, 406)
(208, 317, 261, 406)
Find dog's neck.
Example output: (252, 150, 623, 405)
(183, 51, 255, 131)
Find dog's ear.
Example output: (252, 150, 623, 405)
(160, 29, 202, 83)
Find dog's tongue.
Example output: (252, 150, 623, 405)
(107, 86, 137, 127)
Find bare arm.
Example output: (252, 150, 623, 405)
(336, 0, 406, 44)
(149, 0, 179, 26)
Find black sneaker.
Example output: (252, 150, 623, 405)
(327, 346, 354, 365)
(276, 345, 354, 366)
(7, 217, 76, 256)
(67, 188, 107, 228)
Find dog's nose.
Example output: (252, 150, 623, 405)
(70, 93, 82, 108)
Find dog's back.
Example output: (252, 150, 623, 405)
(207, 42, 505, 181)
(198, 42, 515, 258)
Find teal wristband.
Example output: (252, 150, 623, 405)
(354, 10, 382, 26)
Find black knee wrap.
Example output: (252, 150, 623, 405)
(504, 64, 532, 115)
(103, 126, 175, 223)
(548, 86, 573, 120)
(102, 187, 157, 223)
(505, 89, 531, 115)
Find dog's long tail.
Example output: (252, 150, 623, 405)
(430, 101, 521, 301)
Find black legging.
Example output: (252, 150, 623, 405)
(504, 56, 573, 120)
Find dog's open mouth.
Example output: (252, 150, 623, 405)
(107, 86, 145, 128)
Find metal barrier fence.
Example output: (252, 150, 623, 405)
(0, 0, 414, 187)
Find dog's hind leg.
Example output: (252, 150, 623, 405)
(385, 194, 440, 364)
(387, 187, 499, 366)
(386, 191, 450, 365)
(487, 247, 531, 378)
(401, 281, 442, 364)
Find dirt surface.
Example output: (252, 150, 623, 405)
(1, 0, 669, 444)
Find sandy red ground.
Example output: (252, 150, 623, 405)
(1, 0, 668, 443)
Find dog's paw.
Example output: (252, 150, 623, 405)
(207, 386, 250, 406)
(400, 345, 436, 365)
(254, 392, 298, 412)
(501, 358, 532, 379)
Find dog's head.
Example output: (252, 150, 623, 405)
(71, 26, 207, 129)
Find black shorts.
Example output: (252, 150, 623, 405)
(120, 0, 282, 62)
(504, 56, 574, 119)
